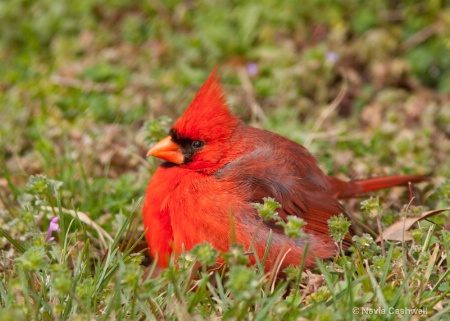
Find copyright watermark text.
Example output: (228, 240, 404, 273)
(352, 307, 428, 315)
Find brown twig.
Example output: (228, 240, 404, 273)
(376, 214, 386, 258)
(238, 67, 267, 124)
(403, 22, 443, 51)
(303, 68, 348, 148)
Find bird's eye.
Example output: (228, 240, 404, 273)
(191, 140, 204, 149)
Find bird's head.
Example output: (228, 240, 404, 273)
(147, 70, 242, 173)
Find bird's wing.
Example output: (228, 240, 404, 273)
(215, 130, 352, 245)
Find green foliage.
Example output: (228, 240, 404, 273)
(226, 266, 260, 301)
(328, 213, 351, 243)
(352, 234, 382, 260)
(222, 243, 250, 266)
(432, 179, 450, 208)
(361, 197, 382, 219)
(190, 243, 219, 267)
(2, 176, 450, 319)
(252, 197, 281, 222)
(277, 216, 307, 239)
(16, 246, 48, 272)
(25, 175, 62, 196)
(143, 116, 172, 145)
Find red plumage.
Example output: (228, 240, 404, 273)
(143, 70, 426, 270)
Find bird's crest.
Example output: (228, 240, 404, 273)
(173, 69, 240, 142)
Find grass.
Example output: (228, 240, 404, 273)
(1, 0, 450, 320)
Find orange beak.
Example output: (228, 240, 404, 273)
(147, 136, 184, 165)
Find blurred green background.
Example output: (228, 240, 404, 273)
(1, 0, 449, 223)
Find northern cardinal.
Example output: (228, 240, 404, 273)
(143, 70, 426, 270)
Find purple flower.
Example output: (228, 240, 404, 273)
(45, 216, 60, 242)
(326, 51, 339, 63)
(246, 62, 258, 76)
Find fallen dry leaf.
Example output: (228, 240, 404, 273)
(376, 208, 450, 242)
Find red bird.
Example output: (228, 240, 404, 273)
(143, 70, 425, 270)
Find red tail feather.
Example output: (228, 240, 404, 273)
(329, 174, 428, 199)
(355, 175, 428, 193)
